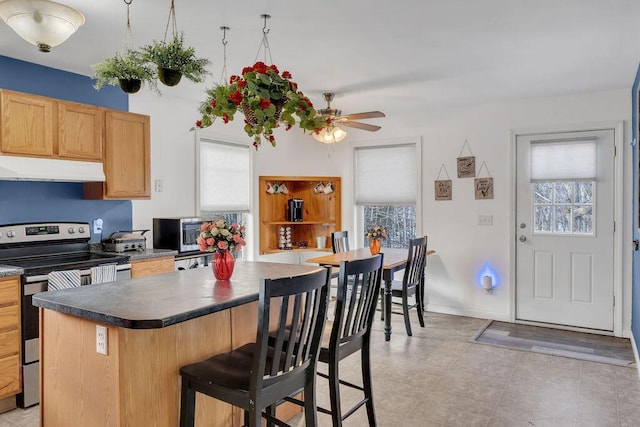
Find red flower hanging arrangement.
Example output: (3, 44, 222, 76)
(194, 61, 326, 149)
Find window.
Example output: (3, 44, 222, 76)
(530, 138, 596, 235)
(355, 141, 421, 248)
(197, 136, 251, 256)
(533, 181, 594, 234)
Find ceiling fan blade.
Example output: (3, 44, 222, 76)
(337, 111, 386, 121)
(340, 121, 382, 132)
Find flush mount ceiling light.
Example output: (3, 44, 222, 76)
(313, 125, 347, 144)
(0, 0, 85, 52)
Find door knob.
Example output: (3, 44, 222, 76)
(519, 235, 527, 242)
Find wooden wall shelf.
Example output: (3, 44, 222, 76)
(259, 176, 342, 255)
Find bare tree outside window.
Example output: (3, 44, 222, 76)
(362, 205, 416, 248)
(532, 181, 593, 234)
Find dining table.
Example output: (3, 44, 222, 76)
(306, 247, 435, 341)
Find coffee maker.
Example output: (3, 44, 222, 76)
(287, 198, 303, 222)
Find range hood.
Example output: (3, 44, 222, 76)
(0, 156, 105, 182)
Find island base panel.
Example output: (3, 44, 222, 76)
(41, 309, 234, 426)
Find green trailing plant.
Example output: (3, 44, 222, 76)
(143, 32, 210, 83)
(91, 49, 157, 93)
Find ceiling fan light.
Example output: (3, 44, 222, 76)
(313, 126, 347, 144)
(0, 0, 85, 52)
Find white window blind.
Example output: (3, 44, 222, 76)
(530, 140, 596, 181)
(199, 139, 250, 212)
(355, 144, 417, 205)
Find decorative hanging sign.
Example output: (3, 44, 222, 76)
(434, 164, 452, 201)
(474, 161, 494, 200)
(457, 139, 476, 178)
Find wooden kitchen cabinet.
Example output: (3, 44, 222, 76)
(259, 176, 341, 254)
(84, 110, 151, 200)
(130, 257, 175, 278)
(0, 277, 21, 399)
(57, 100, 103, 161)
(0, 90, 55, 157)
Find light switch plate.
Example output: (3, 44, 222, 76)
(478, 215, 493, 226)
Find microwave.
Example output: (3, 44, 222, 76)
(153, 217, 208, 253)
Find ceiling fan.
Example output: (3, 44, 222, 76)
(313, 92, 385, 144)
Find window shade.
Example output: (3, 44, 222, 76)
(199, 139, 250, 212)
(355, 144, 417, 205)
(530, 140, 596, 181)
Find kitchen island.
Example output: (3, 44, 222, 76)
(33, 261, 324, 427)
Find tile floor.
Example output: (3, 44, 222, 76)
(1, 313, 639, 426)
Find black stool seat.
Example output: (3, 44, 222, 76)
(180, 343, 288, 390)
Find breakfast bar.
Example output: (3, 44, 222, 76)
(32, 261, 323, 427)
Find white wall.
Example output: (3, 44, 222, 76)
(129, 87, 633, 335)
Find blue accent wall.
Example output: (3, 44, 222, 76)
(0, 55, 126, 109)
(632, 63, 640, 353)
(0, 55, 132, 242)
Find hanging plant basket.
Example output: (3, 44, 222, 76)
(142, 33, 209, 87)
(194, 62, 325, 149)
(118, 78, 142, 94)
(157, 67, 182, 86)
(91, 49, 156, 94)
(240, 98, 284, 125)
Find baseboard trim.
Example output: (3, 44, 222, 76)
(426, 303, 510, 322)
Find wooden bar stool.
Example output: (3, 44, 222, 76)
(284, 255, 384, 426)
(179, 268, 331, 427)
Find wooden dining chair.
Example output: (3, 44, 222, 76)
(331, 231, 350, 253)
(178, 268, 331, 427)
(386, 236, 429, 336)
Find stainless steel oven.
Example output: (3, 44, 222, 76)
(0, 222, 130, 408)
(153, 217, 210, 253)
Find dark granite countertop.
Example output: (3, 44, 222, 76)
(0, 265, 23, 277)
(32, 261, 324, 330)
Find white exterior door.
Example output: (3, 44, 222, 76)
(515, 129, 615, 331)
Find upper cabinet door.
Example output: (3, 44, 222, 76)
(57, 101, 103, 161)
(0, 90, 54, 156)
(103, 110, 150, 199)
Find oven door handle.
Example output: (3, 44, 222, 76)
(25, 263, 131, 285)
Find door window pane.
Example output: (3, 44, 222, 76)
(532, 181, 594, 235)
(554, 182, 573, 204)
(534, 206, 552, 232)
(576, 182, 593, 204)
(554, 206, 572, 233)
(573, 206, 593, 234)
(534, 183, 553, 204)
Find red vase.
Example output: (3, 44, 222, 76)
(369, 239, 381, 255)
(212, 250, 235, 280)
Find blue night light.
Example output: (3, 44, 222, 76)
(477, 264, 499, 292)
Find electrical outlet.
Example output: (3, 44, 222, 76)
(96, 325, 108, 355)
(93, 218, 103, 234)
(478, 215, 493, 226)
(154, 179, 163, 192)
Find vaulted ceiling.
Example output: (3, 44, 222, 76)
(1, 0, 639, 117)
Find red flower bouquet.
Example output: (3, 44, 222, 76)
(197, 219, 246, 252)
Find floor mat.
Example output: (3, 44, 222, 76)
(471, 320, 636, 367)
